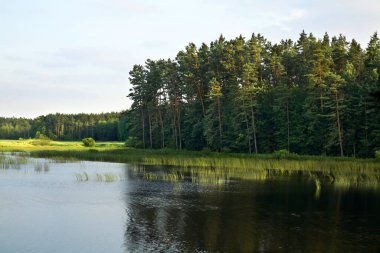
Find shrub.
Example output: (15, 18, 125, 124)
(272, 149, 299, 159)
(376, 150, 380, 159)
(31, 131, 51, 145)
(30, 139, 51, 146)
(125, 136, 142, 148)
(82, 137, 96, 147)
(200, 148, 212, 155)
(35, 131, 50, 140)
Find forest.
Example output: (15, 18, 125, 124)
(127, 31, 380, 157)
(0, 112, 127, 141)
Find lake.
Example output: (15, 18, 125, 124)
(1, 154, 380, 252)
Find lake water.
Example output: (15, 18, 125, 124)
(1, 154, 380, 252)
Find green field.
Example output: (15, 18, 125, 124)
(0, 139, 124, 152)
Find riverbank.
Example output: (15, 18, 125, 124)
(1, 139, 380, 188)
(1, 139, 378, 166)
(1, 139, 379, 169)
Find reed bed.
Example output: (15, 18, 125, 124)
(0, 155, 28, 170)
(1, 140, 379, 189)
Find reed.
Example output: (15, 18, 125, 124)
(1, 140, 379, 189)
(132, 163, 380, 190)
(0, 155, 28, 169)
(75, 172, 119, 182)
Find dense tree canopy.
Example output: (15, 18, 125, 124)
(0, 117, 31, 139)
(0, 112, 127, 141)
(127, 31, 380, 157)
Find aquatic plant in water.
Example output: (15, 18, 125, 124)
(0, 155, 28, 170)
(75, 172, 120, 182)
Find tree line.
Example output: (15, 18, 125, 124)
(127, 31, 380, 157)
(0, 112, 128, 141)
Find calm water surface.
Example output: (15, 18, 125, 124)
(0, 154, 379, 253)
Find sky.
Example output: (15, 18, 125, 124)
(1, 0, 379, 118)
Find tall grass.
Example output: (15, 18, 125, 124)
(29, 148, 380, 171)
(1, 140, 379, 189)
(131, 162, 380, 190)
(0, 155, 28, 169)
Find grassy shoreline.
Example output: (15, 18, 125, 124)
(1, 139, 380, 189)
(1, 139, 379, 165)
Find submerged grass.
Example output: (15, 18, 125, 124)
(0, 155, 28, 170)
(34, 162, 50, 173)
(75, 172, 120, 182)
(0, 153, 50, 173)
(132, 163, 380, 191)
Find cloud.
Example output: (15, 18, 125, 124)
(140, 40, 168, 49)
(253, 8, 306, 32)
(1, 0, 380, 118)
(2, 55, 34, 63)
(290, 9, 306, 20)
(337, 0, 380, 13)
(42, 48, 133, 70)
(98, 0, 159, 14)
(0, 47, 132, 118)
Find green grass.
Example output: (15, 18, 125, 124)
(1, 139, 379, 189)
(0, 139, 124, 152)
(1, 139, 378, 169)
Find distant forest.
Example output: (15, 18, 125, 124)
(0, 112, 128, 141)
(127, 31, 380, 157)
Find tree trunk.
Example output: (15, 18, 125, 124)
(91, 122, 94, 139)
(147, 110, 153, 149)
(335, 92, 344, 157)
(243, 99, 252, 154)
(197, 85, 205, 116)
(217, 97, 223, 151)
(320, 92, 324, 112)
(141, 107, 145, 149)
(177, 98, 182, 150)
(286, 100, 290, 152)
(158, 108, 165, 148)
(364, 100, 368, 144)
(172, 106, 178, 149)
(250, 95, 258, 154)
(197, 81, 208, 147)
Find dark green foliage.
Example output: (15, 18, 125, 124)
(127, 32, 380, 157)
(82, 137, 96, 147)
(0, 112, 128, 142)
(0, 117, 31, 139)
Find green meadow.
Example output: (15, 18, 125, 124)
(0, 139, 124, 152)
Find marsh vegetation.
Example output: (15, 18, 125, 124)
(1, 140, 379, 190)
(74, 172, 120, 182)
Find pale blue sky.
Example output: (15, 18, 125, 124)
(1, 0, 379, 118)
